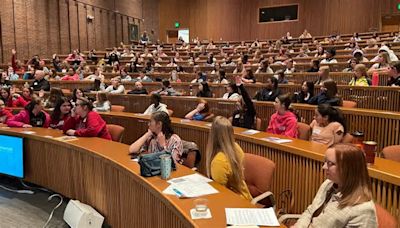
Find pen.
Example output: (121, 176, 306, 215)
(172, 188, 186, 198)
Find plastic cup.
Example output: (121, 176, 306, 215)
(193, 198, 208, 214)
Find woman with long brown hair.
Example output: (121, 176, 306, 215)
(293, 143, 377, 227)
(206, 116, 252, 200)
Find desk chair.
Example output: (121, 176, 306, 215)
(342, 100, 357, 108)
(255, 117, 262, 131)
(382, 145, 400, 162)
(341, 133, 353, 143)
(297, 122, 311, 140)
(167, 109, 174, 116)
(111, 105, 125, 112)
(243, 153, 276, 207)
(106, 124, 125, 142)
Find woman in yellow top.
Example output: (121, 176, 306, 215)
(349, 64, 370, 86)
(206, 116, 252, 200)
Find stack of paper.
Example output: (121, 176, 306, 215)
(262, 137, 292, 144)
(225, 208, 279, 226)
(241, 129, 260, 135)
(163, 173, 218, 197)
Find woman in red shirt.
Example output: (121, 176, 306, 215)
(0, 99, 13, 124)
(266, 94, 299, 138)
(0, 87, 28, 108)
(63, 97, 111, 140)
(7, 97, 50, 128)
(50, 97, 72, 130)
(21, 87, 33, 103)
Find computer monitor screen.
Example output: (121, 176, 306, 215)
(0, 135, 24, 178)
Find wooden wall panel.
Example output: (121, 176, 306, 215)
(1, 0, 16, 62)
(13, 0, 29, 60)
(158, 0, 390, 42)
(78, 3, 88, 52)
(0, 0, 146, 61)
(86, 6, 95, 51)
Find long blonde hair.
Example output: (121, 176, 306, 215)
(332, 143, 372, 208)
(206, 116, 244, 193)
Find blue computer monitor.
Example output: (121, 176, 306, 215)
(0, 135, 24, 178)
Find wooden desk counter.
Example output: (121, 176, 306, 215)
(0, 125, 284, 228)
(99, 112, 400, 221)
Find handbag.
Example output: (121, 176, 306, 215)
(138, 151, 176, 177)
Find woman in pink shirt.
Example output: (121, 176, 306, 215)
(1, 87, 28, 108)
(7, 97, 50, 128)
(267, 94, 299, 138)
(309, 104, 346, 146)
(61, 67, 79, 81)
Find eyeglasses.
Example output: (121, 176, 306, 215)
(323, 158, 336, 168)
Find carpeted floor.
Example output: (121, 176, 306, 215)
(0, 175, 68, 228)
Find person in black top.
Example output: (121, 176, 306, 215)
(231, 76, 256, 129)
(307, 59, 320, 72)
(128, 81, 148, 95)
(308, 80, 342, 106)
(292, 81, 315, 103)
(0, 72, 11, 88)
(196, 81, 213, 98)
(31, 70, 50, 91)
(241, 68, 256, 84)
(388, 61, 400, 86)
(253, 76, 280, 101)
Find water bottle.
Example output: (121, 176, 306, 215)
(372, 71, 379, 86)
(160, 154, 172, 180)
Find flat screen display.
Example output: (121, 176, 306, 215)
(0, 135, 24, 178)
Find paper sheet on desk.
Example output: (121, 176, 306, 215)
(54, 136, 78, 142)
(262, 137, 292, 144)
(167, 173, 212, 184)
(241, 129, 260, 135)
(225, 208, 279, 226)
(21, 131, 36, 134)
(163, 181, 218, 197)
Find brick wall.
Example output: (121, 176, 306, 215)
(0, 0, 159, 64)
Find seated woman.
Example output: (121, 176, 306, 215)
(349, 64, 370, 86)
(309, 104, 346, 147)
(266, 94, 298, 138)
(71, 88, 85, 107)
(21, 87, 33, 103)
(0, 99, 13, 124)
(342, 58, 359, 73)
(7, 97, 50, 128)
(368, 52, 391, 73)
(222, 83, 240, 100)
(241, 69, 256, 84)
(1, 87, 28, 107)
(185, 99, 212, 121)
(307, 59, 320, 73)
(129, 111, 183, 164)
(308, 80, 342, 106)
(152, 80, 180, 96)
(206, 116, 252, 200)
(231, 76, 256, 129)
(255, 60, 274, 74)
(253, 76, 281, 101)
(143, 93, 169, 115)
(50, 97, 72, 130)
(292, 81, 314, 103)
(104, 76, 125, 94)
(42, 87, 65, 109)
(214, 69, 229, 84)
(63, 97, 111, 140)
(293, 143, 377, 227)
(93, 92, 111, 112)
(61, 67, 80, 81)
(277, 70, 289, 84)
(196, 82, 213, 98)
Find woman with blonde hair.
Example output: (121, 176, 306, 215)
(293, 143, 377, 227)
(368, 52, 391, 73)
(349, 64, 370, 86)
(206, 116, 252, 200)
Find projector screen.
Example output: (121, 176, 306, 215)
(0, 135, 24, 178)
